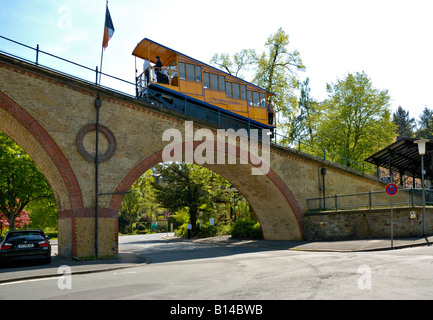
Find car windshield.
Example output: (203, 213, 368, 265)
(6, 233, 45, 242)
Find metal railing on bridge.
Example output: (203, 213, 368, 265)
(0, 34, 379, 179)
(0, 35, 136, 97)
(307, 188, 433, 212)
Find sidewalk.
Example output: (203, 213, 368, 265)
(1, 235, 432, 284)
(190, 235, 433, 252)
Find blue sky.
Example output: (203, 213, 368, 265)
(1, 0, 432, 119)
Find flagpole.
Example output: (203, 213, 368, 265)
(98, 0, 108, 85)
(99, 48, 104, 85)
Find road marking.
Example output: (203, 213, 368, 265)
(0, 276, 61, 286)
(113, 271, 137, 275)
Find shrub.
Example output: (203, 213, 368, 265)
(175, 223, 187, 237)
(136, 223, 146, 231)
(44, 230, 58, 239)
(231, 219, 263, 239)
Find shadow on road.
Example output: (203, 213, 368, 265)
(122, 235, 302, 265)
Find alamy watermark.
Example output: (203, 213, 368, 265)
(162, 121, 271, 176)
(357, 265, 372, 290)
(57, 5, 72, 30)
(57, 265, 72, 290)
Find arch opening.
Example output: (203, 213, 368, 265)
(110, 141, 303, 241)
(0, 130, 58, 234)
(117, 163, 260, 238)
(0, 90, 83, 257)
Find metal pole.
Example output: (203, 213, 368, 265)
(99, 48, 104, 85)
(98, 1, 108, 86)
(321, 168, 326, 210)
(36, 44, 39, 65)
(391, 195, 394, 249)
(94, 95, 102, 258)
(421, 155, 426, 236)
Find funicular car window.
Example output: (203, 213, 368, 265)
(226, 82, 232, 97)
(186, 63, 195, 81)
(218, 76, 225, 91)
(247, 91, 253, 105)
(260, 93, 266, 108)
(210, 74, 218, 90)
(232, 83, 240, 99)
(253, 92, 260, 106)
(203, 72, 210, 88)
(179, 62, 186, 80)
(240, 85, 247, 100)
(195, 66, 202, 82)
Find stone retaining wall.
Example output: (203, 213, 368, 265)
(304, 207, 433, 240)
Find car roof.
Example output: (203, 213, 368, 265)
(7, 229, 44, 234)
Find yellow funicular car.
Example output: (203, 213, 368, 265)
(132, 38, 276, 134)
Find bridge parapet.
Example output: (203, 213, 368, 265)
(307, 188, 427, 212)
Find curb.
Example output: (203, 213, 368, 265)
(0, 255, 150, 285)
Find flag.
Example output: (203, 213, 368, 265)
(102, 6, 115, 49)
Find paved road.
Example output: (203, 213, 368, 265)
(1, 234, 433, 300)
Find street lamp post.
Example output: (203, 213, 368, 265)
(232, 195, 238, 221)
(414, 139, 429, 236)
(94, 95, 102, 258)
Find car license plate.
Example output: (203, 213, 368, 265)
(18, 244, 34, 248)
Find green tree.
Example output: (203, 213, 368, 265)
(25, 197, 57, 230)
(151, 163, 233, 233)
(415, 107, 433, 139)
(120, 185, 143, 234)
(210, 49, 255, 78)
(315, 72, 396, 166)
(120, 170, 163, 233)
(0, 132, 53, 230)
(211, 28, 305, 133)
(253, 28, 305, 129)
(289, 77, 321, 144)
(393, 106, 416, 140)
(151, 163, 210, 232)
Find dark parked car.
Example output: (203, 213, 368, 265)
(0, 229, 51, 266)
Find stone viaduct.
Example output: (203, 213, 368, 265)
(0, 53, 390, 258)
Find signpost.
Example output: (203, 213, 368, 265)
(385, 183, 399, 196)
(385, 183, 399, 248)
(209, 218, 214, 237)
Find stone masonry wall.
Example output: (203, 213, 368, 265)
(304, 207, 433, 240)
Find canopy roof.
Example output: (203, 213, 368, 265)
(365, 138, 433, 181)
(132, 38, 178, 66)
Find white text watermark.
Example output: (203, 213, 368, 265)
(162, 121, 271, 176)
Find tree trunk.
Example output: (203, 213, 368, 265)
(8, 214, 15, 230)
(189, 205, 198, 232)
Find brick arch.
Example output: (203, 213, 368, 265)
(0, 90, 83, 213)
(109, 141, 303, 240)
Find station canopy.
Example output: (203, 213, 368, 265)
(365, 138, 433, 182)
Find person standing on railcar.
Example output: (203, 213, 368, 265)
(143, 59, 150, 85)
(267, 98, 276, 125)
(155, 56, 163, 82)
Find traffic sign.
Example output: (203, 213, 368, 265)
(385, 183, 399, 196)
